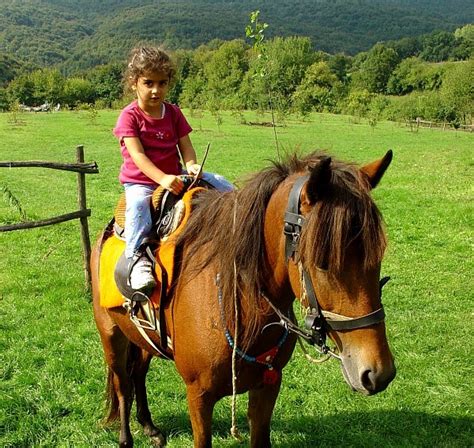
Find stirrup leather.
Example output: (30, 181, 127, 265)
(122, 292, 173, 359)
(122, 291, 157, 331)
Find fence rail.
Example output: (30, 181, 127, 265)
(408, 118, 473, 132)
(0, 160, 98, 174)
(0, 145, 98, 290)
(0, 210, 90, 232)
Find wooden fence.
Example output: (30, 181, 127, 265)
(0, 145, 99, 290)
(408, 118, 473, 132)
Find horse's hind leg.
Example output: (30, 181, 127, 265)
(104, 333, 134, 447)
(92, 241, 134, 446)
(247, 380, 282, 448)
(133, 349, 166, 446)
(93, 305, 134, 446)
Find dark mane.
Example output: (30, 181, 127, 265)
(176, 152, 386, 347)
(299, 157, 387, 273)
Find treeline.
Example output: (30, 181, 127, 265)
(1, 25, 473, 127)
(1, 64, 124, 110)
(1, 0, 473, 72)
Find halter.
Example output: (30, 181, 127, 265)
(280, 175, 389, 358)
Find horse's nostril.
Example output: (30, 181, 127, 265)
(361, 369, 376, 391)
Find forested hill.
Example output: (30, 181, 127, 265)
(1, 0, 473, 73)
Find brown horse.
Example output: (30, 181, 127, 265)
(91, 151, 396, 447)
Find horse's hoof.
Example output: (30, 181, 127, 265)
(150, 433, 166, 447)
(144, 425, 166, 446)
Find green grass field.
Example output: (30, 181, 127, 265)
(0, 109, 472, 447)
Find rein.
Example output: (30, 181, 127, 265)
(281, 175, 389, 359)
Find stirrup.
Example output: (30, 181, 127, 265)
(123, 291, 158, 331)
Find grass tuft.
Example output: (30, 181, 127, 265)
(1, 184, 28, 222)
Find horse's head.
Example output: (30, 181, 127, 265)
(286, 151, 395, 395)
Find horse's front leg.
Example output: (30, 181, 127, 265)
(133, 348, 166, 446)
(186, 382, 217, 448)
(247, 377, 282, 448)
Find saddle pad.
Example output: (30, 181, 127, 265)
(99, 187, 205, 309)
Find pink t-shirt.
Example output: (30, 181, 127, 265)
(113, 100, 192, 185)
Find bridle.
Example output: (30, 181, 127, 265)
(267, 175, 389, 359)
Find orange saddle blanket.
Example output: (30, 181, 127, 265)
(99, 187, 204, 309)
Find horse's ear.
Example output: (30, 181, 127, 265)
(360, 150, 393, 189)
(302, 156, 332, 206)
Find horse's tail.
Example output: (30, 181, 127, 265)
(105, 342, 140, 423)
(105, 367, 120, 423)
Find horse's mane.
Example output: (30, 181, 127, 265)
(299, 157, 387, 274)
(176, 151, 386, 348)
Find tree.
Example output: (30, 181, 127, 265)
(453, 24, 474, 60)
(387, 36, 422, 59)
(30, 69, 65, 105)
(243, 35, 316, 113)
(6, 73, 35, 105)
(87, 63, 124, 106)
(345, 89, 374, 120)
(440, 60, 474, 124)
(292, 61, 343, 115)
(179, 45, 214, 109)
(328, 53, 352, 84)
(420, 31, 457, 62)
(0, 87, 9, 111)
(454, 24, 474, 48)
(0, 53, 23, 86)
(63, 78, 95, 107)
(179, 75, 207, 110)
(367, 94, 390, 128)
(387, 57, 444, 95)
(6, 69, 64, 106)
(385, 93, 421, 123)
(203, 39, 249, 109)
(351, 43, 400, 94)
(168, 49, 194, 105)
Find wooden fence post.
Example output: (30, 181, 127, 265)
(76, 145, 92, 291)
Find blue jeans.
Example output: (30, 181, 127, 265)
(123, 172, 233, 258)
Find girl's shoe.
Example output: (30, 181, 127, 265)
(128, 254, 156, 291)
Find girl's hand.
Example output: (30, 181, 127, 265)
(187, 163, 202, 177)
(159, 174, 184, 195)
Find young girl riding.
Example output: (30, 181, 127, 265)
(114, 46, 232, 292)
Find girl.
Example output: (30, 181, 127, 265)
(114, 46, 233, 292)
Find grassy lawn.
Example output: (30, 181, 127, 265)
(0, 109, 472, 447)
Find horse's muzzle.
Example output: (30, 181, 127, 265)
(341, 355, 396, 396)
(359, 361, 396, 395)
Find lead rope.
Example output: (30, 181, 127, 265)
(298, 262, 331, 364)
(230, 195, 242, 440)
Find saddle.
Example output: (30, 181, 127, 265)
(113, 185, 181, 241)
(99, 178, 210, 310)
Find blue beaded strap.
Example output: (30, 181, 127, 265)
(223, 328, 288, 369)
(217, 274, 289, 370)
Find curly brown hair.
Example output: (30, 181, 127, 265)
(124, 46, 176, 89)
